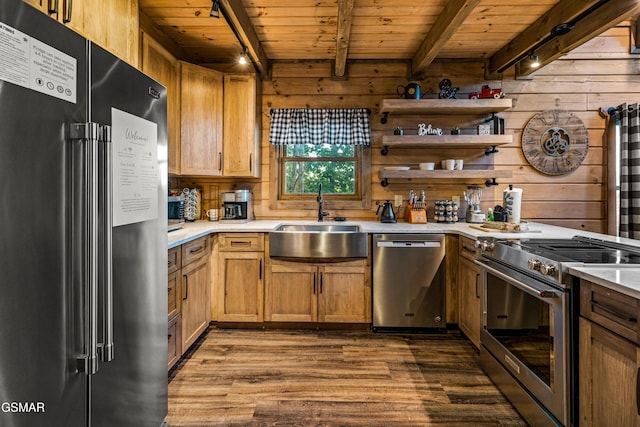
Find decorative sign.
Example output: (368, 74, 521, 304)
(0, 20, 77, 103)
(418, 123, 443, 135)
(521, 110, 589, 175)
(111, 108, 159, 227)
(477, 124, 491, 135)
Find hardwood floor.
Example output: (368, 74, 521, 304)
(167, 328, 528, 426)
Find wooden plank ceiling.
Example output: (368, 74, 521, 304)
(139, 0, 640, 79)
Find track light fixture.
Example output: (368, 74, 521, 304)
(238, 47, 248, 65)
(530, 53, 540, 68)
(210, 0, 220, 18)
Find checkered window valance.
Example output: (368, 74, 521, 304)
(269, 108, 371, 146)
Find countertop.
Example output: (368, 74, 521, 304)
(169, 219, 640, 298)
(569, 266, 640, 299)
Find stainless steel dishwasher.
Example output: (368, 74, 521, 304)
(372, 234, 446, 331)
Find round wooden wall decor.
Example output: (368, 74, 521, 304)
(521, 109, 589, 175)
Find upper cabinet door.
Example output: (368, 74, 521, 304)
(22, 0, 85, 35)
(223, 74, 260, 177)
(180, 62, 223, 176)
(22, 0, 138, 66)
(140, 33, 181, 175)
(82, 0, 140, 67)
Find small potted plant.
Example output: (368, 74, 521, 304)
(451, 126, 461, 135)
(394, 126, 404, 136)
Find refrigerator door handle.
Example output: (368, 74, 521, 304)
(99, 125, 114, 363)
(70, 122, 100, 375)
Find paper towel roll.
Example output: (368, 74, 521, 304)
(503, 186, 523, 223)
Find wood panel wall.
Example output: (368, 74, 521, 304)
(179, 24, 640, 234)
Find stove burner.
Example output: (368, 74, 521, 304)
(511, 237, 640, 265)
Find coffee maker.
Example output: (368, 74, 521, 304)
(221, 190, 252, 223)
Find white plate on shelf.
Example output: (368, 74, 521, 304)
(383, 166, 410, 170)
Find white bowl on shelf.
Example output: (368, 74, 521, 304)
(418, 162, 435, 170)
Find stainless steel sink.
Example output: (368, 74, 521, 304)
(269, 223, 368, 260)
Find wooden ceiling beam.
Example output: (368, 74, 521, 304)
(219, 0, 271, 79)
(411, 0, 480, 79)
(517, 0, 640, 77)
(334, 0, 355, 78)
(487, 0, 639, 78)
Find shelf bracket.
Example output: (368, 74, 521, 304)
(485, 145, 499, 156)
(485, 178, 499, 187)
(380, 112, 389, 124)
(381, 146, 388, 156)
(380, 178, 389, 187)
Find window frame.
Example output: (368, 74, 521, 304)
(269, 144, 371, 211)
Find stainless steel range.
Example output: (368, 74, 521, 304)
(475, 236, 640, 427)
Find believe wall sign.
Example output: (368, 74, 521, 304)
(521, 110, 589, 175)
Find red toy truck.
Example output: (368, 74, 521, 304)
(468, 85, 504, 99)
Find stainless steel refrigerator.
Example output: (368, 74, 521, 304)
(0, 2, 168, 426)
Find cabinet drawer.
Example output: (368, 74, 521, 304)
(459, 236, 479, 261)
(218, 233, 264, 251)
(182, 236, 210, 266)
(168, 314, 182, 370)
(580, 280, 640, 345)
(168, 269, 180, 318)
(168, 246, 181, 273)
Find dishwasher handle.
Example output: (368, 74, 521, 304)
(376, 240, 441, 248)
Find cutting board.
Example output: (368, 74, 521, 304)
(469, 223, 542, 233)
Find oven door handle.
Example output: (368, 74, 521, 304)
(476, 260, 560, 299)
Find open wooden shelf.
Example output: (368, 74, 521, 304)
(378, 169, 512, 187)
(381, 134, 512, 154)
(380, 98, 513, 118)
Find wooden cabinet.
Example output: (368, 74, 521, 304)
(217, 233, 264, 322)
(167, 246, 182, 370)
(179, 236, 211, 354)
(223, 74, 260, 177)
(180, 62, 223, 176)
(167, 313, 181, 370)
(265, 259, 371, 323)
(377, 98, 512, 187)
(457, 236, 481, 348)
(22, 0, 139, 66)
(140, 32, 181, 175)
(579, 280, 640, 426)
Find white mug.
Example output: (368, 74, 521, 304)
(454, 159, 464, 170)
(206, 208, 218, 221)
(443, 159, 455, 170)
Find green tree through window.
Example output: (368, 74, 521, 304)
(281, 144, 359, 196)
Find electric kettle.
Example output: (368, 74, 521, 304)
(376, 201, 397, 223)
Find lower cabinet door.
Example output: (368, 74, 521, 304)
(217, 252, 264, 322)
(181, 257, 210, 351)
(318, 265, 370, 323)
(168, 314, 182, 370)
(458, 256, 481, 348)
(579, 317, 640, 427)
(265, 263, 317, 322)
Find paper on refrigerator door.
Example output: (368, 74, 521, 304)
(0, 20, 77, 103)
(111, 108, 158, 227)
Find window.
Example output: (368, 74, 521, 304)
(280, 143, 359, 197)
(269, 108, 371, 210)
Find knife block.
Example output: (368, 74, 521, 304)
(405, 204, 427, 224)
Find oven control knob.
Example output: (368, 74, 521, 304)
(475, 240, 494, 251)
(528, 259, 541, 270)
(540, 264, 556, 276)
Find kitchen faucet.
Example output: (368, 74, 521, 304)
(317, 183, 329, 222)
